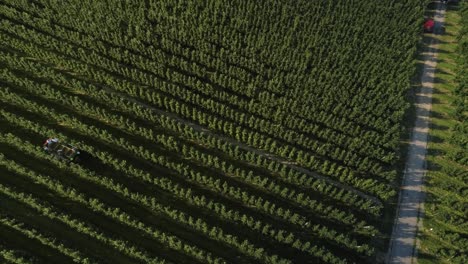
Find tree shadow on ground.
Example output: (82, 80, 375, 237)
(432, 76, 447, 84)
(430, 121, 450, 131)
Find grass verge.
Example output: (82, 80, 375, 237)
(418, 2, 467, 264)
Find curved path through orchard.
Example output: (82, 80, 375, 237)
(91, 57, 384, 207)
(99, 82, 382, 207)
(387, 2, 445, 263)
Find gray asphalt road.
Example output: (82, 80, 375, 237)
(386, 3, 446, 264)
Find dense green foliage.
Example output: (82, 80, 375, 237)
(454, 2, 468, 123)
(420, 2, 467, 263)
(0, 0, 426, 263)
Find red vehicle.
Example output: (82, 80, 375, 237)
(424, 18, 435, 33)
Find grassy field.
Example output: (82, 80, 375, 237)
(418, 2, 467, 264)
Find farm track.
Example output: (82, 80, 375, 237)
(97, 83, 383, 207)
(386, 2, 445, 264)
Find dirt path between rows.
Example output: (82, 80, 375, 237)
(386, 3, 445, 264)
(100, 86, 382, 207)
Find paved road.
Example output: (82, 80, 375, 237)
(386, 3, 446, 264)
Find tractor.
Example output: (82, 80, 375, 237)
(43, 138, 81, 163)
